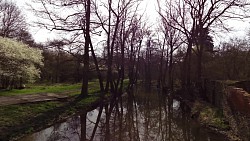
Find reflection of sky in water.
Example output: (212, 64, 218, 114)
(20, 109, 102, 141)
(173, 100, 180, 110)
(19, 88, 226, 141)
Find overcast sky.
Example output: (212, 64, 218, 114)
(13, 0, 250, 44)
(14, 0, 57, 43)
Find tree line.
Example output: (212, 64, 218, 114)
(0, 0, 250, 100)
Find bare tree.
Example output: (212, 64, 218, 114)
(127, 17, 146, 89)
(31, 0, 93, 97)
(31, 0, 144, 98)
(15, 29, 35, 47)
(93, 0, 142, 95)
(0, 1, 26, 38)
(160, 0, 250, 90)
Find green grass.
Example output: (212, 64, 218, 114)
(199, 106, 229, 129)
(219, 80, 239, 85)
(0, 94, 101, 140)
(0, 79, 132, 140)
(0, 102, 63, 129)
(192, 101, 230, 130)
(0, 80, 103, 96)
(88, 81, 101, 94)
(75, 95, 100, 108)
(0, 80, 104, 140)
(0, 95, 100, 130)
(0, 83, 82, 96)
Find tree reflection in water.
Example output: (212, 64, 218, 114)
(20, 86, 227, 141)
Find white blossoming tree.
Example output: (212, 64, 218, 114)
(0, 37, 43, 89)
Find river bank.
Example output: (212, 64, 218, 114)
(0, 94, 104, 141)
(177, 80, 250, 141)
(1, 80, 249, 141)
(0, 82, 103, 141)
(17, 85, 228, 141)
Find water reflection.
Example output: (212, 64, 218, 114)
(20, 86, 226, 141)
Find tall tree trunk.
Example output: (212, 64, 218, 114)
(80, 0, 91, 97)
(105, 0, 115, 93)
(197, 49, 202, 83)
(158, 37, 166, 88)
(158, 49, 164, 88)
(183, 41, 192, 88)
(163, 49, 169, 88)
(134, 43, 142, 85)
(118, 28, 125, 94)
(169, 44, 174, 90)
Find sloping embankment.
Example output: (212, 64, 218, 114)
(203, 80, 250, 140)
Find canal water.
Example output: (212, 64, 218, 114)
(20, 86, 226, 141)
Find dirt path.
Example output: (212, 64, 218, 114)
(0, 93, 70, 106)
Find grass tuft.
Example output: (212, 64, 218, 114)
(192, 101, 230, 130)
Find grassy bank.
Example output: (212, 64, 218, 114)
(0, 80, 102, 96)
(0, 83, 81, 96)
(191, 101, 229, 130)
(0, 81, 102, 141)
